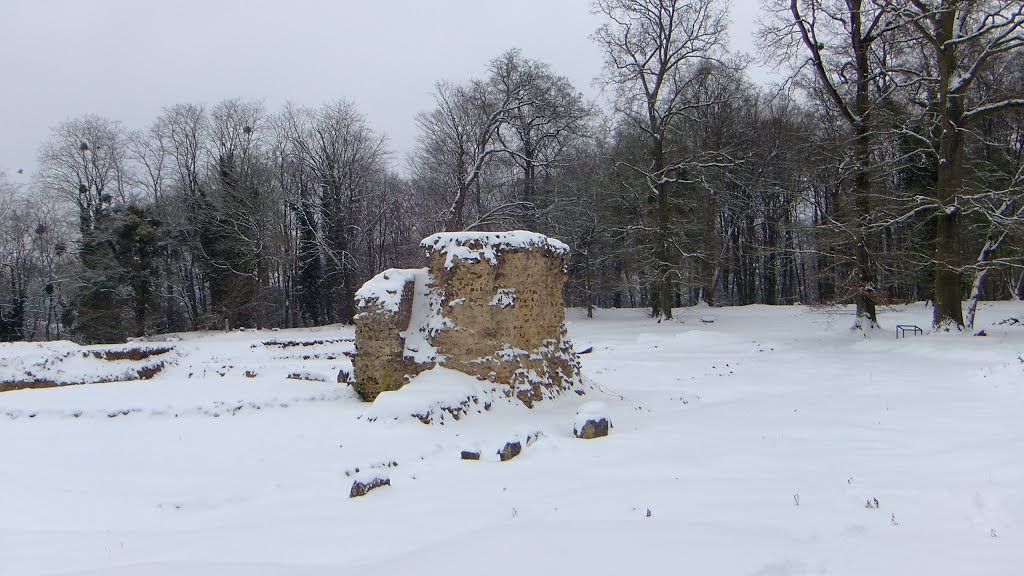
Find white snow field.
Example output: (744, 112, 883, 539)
(2, 303, 1023, 575)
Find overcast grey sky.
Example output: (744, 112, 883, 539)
(0, 0, 768, 180)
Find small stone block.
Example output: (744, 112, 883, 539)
(575, 418, 610, 439)
(497, 441, 522, 462)
(350, 476, 390, 498)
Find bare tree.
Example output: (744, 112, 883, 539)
(127, 121, 170, 205)
(37, 116, 137, 342)
(763, 0, 901, 328)
(277, 100, 389, 323)
(490, 49, 593, 228)
(592, 0, 731, 319)
(884, 0, 1024, 329)
(156, 103, 210, 328)
(0, 173, 28, 341)
(412, 80, 520, 232)
(38, 115, 131, 237)
(961, 57, 1024, 328)
(203, 99, 273, 328)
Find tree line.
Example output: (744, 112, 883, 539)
(1, 0, 1022, 343)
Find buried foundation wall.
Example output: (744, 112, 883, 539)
(353, 231, 581, 404)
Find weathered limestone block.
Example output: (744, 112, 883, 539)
(497, 440, 522, 462)
(574, 401, 611, 439)
(353, 231, 581, 406)
(352, 269, 427, 401)
(423, 232, 581, 405)
(575, 418, 610, 439)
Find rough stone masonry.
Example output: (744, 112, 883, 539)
(352, 231, 581, 405)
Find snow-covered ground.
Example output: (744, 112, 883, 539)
(2, 302, 1023, 575)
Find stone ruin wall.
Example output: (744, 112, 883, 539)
(353, 232, 581, 405)
(351, 276, 419, 400)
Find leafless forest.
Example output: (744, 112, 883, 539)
(1, 0, 1022, 343)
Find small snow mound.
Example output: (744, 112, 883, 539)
(0, 341, 175, 389)
(575, 401, 609, 426)
(420, 230, 570, 269)
(360, 367, 497, 424)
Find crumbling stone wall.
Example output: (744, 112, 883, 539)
(353, 232, 581, 405)
(352, 270, 422, 401)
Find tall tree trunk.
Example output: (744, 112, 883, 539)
(652, 139, 673, 320)
(933, 207, 964, 329)
(932, 13, 967, 330)
(850, 0, 878, 329)
(853, 241, 877, 326)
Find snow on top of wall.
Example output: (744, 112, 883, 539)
(420, 230, 570, 269)
(354, 268, 428, 313)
